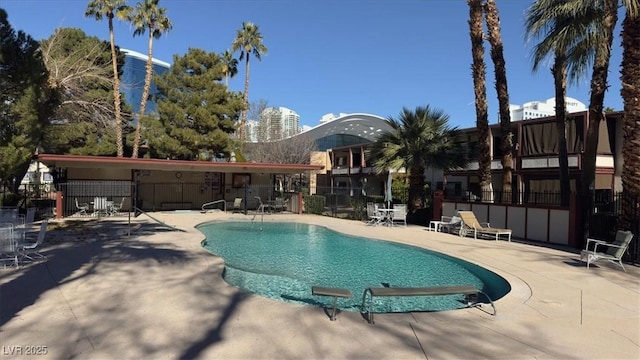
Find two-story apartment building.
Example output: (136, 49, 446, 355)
(447, 110, 622, 201)
(315, 110, 624, 204)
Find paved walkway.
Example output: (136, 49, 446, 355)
(1, 212, 638, 359)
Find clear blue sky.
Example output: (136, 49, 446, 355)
(2, 0, 627, 129)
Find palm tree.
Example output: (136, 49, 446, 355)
(221, 49, 238, 89)
(532, 0, 638, 239)
(619, 6, 640, 231)
(524, 0, 598, 206)
(467, 0, 492, 201)
(572, 0, 630, 242)
(85, 0, 131, 158)
(128, 0, 172, 158)
(368, 106, 468, 213)
(580, 0, 617, 194)
(484, 0, 513, 203)
(231, 22, 268, 141)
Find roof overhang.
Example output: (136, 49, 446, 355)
(36, 154, 324, 174)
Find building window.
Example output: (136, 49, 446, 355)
(232, 173, 251, 188)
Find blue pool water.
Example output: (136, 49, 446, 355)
(198, 221, 510, 313)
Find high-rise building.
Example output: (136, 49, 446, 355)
(509, 97, 586, 121)
(246, 120, 260, 143)
(259, 107, 300, 140)
(120, 49, 171, 115)
(280, 107, 300, 138)
(259, 107, 282, 141)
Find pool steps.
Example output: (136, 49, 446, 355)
(311, 286, 353, 321)
(362, 285, 496, 324)
(311, 285, 496, 323)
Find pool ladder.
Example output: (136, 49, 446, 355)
(201, 199, 226, 213)
(252, 196, 266, 227)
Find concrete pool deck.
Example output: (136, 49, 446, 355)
(1, 212, 638, 359)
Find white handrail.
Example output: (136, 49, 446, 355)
(201, 199, 226, 213)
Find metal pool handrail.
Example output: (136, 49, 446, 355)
(202, 199, 226, 213)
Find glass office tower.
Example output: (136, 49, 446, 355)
(120, 48, 171, 115)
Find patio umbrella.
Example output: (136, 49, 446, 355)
(384, 171, 393, 208)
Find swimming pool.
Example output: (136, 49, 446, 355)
(198, 221, 510, 313)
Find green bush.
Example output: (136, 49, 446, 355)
(0, 192, 21, 206)
(350, 197, 367, 220)
(304, 194, 326, 215)
(391, 174, 410, 205)
(368, 195, 385, 204)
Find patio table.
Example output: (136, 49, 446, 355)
(377, 208, 398, 227)
(429, 220, 447, 232)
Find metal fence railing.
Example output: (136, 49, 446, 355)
(1, 183, 57, 221)
(6, 181, 637, 263)
(444, 189, 568, 207)
(578, 191, 639, 264)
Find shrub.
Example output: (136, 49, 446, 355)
(304, 194, 325, 215)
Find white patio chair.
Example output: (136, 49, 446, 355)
(92, 197, 109, 216)
(366, 202, 384, 226)
(581, 230, 633, 272)
(0, 223, 19, 269)
(18, 207, 36, 229)
(232, 198, 243, 213)
(18, 220, 48, 261)
(0, 207, 21, 227)
(109, 197, 126, 215)
(439, 215, 462, 234)
(274, 197, 286, 212)
(392, 204, 407, 227)
(75, 198, 89, 215)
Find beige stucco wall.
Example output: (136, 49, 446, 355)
(135, 170, 273, 210)
(65, 168, 276, 211)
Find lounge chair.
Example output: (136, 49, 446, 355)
(580, 230, 633, 272)
(457, 211, 512, 242)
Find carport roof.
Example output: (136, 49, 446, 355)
(36, 154, 324, 174)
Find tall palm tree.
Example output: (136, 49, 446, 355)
(368, 106, 468, 213)
(221, 49, 238, 89)
(575, 0, 625, 243)
(524, 0, 598, 206)
(619, 6, 640, 231)
(535, 0, 638, 239)
(484, 0, 513, 203)
(578, 0, 639, 195)
(231, 22, 268, 141)
(85, 0, 131, 158)
(467, 0, 492, 201)
(128, 0, 172, 158)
